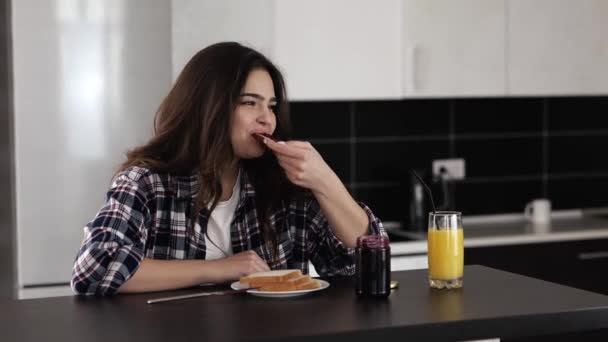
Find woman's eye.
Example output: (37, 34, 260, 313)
(242, 101, 255, 106)
(269, 105, 277, 112)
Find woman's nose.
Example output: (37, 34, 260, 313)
(256, 106, 273, 124)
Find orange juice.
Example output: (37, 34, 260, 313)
(427, 228, 464, 280)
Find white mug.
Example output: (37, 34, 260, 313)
(524, 199, 551, 224)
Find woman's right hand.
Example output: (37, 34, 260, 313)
(213, 250, 270, 281)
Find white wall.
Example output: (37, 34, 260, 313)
(12, 0, 172, 286)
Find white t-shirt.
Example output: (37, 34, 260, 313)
(205, 176, 240, 260)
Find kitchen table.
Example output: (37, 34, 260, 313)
(2, 265, 608, 341)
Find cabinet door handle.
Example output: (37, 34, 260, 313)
(408, 44, 419, 93)
(578, 251, 608, 260)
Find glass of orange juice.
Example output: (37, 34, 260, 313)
(427, 211, 464, 289)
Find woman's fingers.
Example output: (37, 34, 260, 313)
(250, 251, 270, 272)
(277, 157, 304, 175)
(283, 140, 312, 149)
(278, 165, 300, 183)
(264, 138, 306, 159)
(255, 256, 270, 272)
(238, 251, 270, 273)
(276, 154, 303, 170)
(266, 139, 331, 191)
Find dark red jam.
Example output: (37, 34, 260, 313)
(355, 235, 391, 298)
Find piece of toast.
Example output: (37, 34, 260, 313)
(259, 278, 321, 292)
(239, 269, 302, 287)
(255, 275, 312, 291)
(295, 279, 321, 291)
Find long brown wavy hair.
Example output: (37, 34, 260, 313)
(119, 42, 295, 262)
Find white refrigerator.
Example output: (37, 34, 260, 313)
(12, 0, 171, 286)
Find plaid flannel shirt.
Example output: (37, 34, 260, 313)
(71, 166, 384, 295)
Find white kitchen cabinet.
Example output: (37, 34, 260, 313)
(172, 0, 401, 100)
(508, 0, 608, 95)
(172, 0, 608, 99)
(273, 0, 402, 100)
(171, 0, 274, 80)
(173, 0, 506, 99)
(402, 0, 506, 97)
(392, 255, 428, 271)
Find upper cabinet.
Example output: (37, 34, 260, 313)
(508, 0, 608, 95)
(172, 0, 274, 79)
(402, 0, 506, 97)
(273, 0, 402, 100)
(172, 0, 608, 100)
(172, 0, 401, 101)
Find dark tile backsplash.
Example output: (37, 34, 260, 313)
(289, 101, 351, 139)
(356, 185, 405, 225)
(454, 179, 543, 216)
(314, 143, 351, 184)
(356, 100, 450, 137)
(356, 140, 449, 182)
(453, 98, 543, 134)
(548, 135, 608, 174)
(547, 176, 608, 209)
(289, 96, 608, 223)
(547, 97, 608, 131)
(455, 137, 543, 177)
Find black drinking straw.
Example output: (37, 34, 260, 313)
(410, 169, 437, 213)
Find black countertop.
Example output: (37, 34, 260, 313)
(2, 265, 608, 341)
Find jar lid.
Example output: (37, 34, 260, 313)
(356, 235, 390, 249)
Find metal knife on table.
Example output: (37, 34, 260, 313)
(147, 287, 255, 304)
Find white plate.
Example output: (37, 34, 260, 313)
(230, 280, 330, 298)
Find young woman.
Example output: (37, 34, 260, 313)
(71, 42, 384, 295)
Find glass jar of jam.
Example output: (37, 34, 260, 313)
(355, 234, 391, 298)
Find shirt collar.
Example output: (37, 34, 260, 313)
(173, 168, 256, 200)
(174, 172, 200, 199)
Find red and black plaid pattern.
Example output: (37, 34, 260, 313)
(71, 166, 384, 295)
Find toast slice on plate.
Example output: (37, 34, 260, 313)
(239, 269, 321, 292)
(259, 278, 321, 292)
(239, 269, 302, 287)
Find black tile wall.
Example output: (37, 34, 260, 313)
(355, 100, 450, 137)
(548, 97, 608, 131)
(547, 176, 608, 210)
(455, 137, 543, 177)
(356, 185, 406, 225)
(454, 98, 543, 134)
(289, 102, 350, 140)
(455, 179, 543, 216)
(548, 136, 608, 174)
(290, 97, 608, 223)
(356, 140, 449, 182)
(314, 143, 351, 184)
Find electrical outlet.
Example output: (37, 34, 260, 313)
(432, 158, 465, 180)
